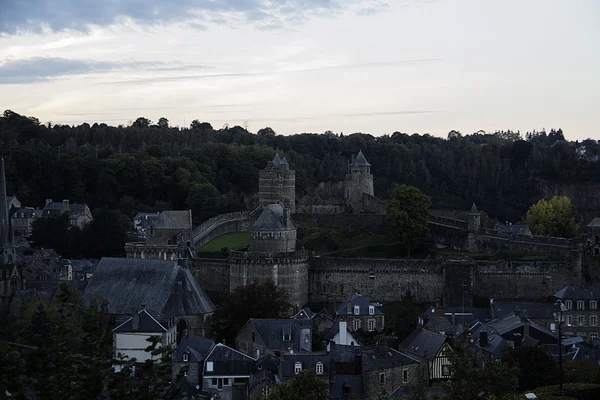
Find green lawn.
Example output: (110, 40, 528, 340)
(197, 232, 250, 253)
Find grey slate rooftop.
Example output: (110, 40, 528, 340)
(336, 293, 383, 316)
(242, 319, 312, 353)
(400, 328, 448, 360)
(281, 354, 331, 377)
(204, 344, 257, 376)
(251, 204, 294, 231)
(83, 257, 215, 317)
(113, 308, 170, 333)
(362, 347, 420, 371)
(292, 307, 316, 320)
(353, 150, 371, 167)
(174, 336, 215, 362)
(554, 284, 600, 300)
(155, 210, 192, 230)
(492, 302, 556, 320)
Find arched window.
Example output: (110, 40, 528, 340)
(316, 361, 323, 375)
(294, 361, 302, 374)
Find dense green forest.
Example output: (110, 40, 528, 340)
(2, 109, 599, 223)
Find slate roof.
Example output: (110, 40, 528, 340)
(272, 153, 281, 166)
(472, 331, 508, 359)
(292, 307, 316, 320)
(249, 369, 279, 390)
(204, 344, 256, 376)
(281, 354, 331, 377)
(68, 203, 89, 217)
(174, 336, 215, 362)
(325, 322, 360, 345)
(242, 319, 312, 353)
(155, 210, 192, 230)
(362, 347, 420, 371)
(390, 386, 411, 399)
(112, 308, 170, 333)
(443, 307, 491, 327)
(134, 213, 160, 228)
(492, 302, 556, 320)
(472, 313, 557, 344)
(400, 328, 448, 361)
(251, 204, 294, 231)
(329, 375, 366, 399)
(587, 218, 600, 228)
(13, 208, 42, 218)
(353, 150, 371, 167)
(43, 202, 65, 214)
(554, 284, 600, 301)
(336, 293, 384, 316)
(83, 257, 215, 317)
(424, 314, 457, 335)
(470, 203, 479, 214)
(256, 354, 280, 375)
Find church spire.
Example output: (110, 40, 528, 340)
(0, 158, 9, 248)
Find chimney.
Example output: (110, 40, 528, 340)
(45, 199, 52, 205)
(513, 333, 522, 348)
(339, 321, 348, 345)
(62, 199, 70, 210)
(479, 330, 488, 346)
(132, 308, 139, 331)
(346, 302, 352, 315)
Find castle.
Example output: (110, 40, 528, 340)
(125, 151, 591, 310)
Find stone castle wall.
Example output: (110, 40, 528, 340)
(292, 213, 388, 233)
(249, 229, 297, 253)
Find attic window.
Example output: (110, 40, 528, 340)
(354, 306, 360, 315)
(369, 305, 375, 315)
(283, 333, 291, 341)
(183, 353, 189, 362)
(294, 361, 302, 374)
(206, 361, 213, 372)
(316, 361, 323, 375)
(403, 369, 408, 383)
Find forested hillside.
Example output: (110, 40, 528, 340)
(2, 109, 599, 223)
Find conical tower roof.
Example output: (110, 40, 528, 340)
(280, 156, 289, 165)
(354, 150, 371, 167)
(470, 202, 479, 214)
(272, 153, 281, 166)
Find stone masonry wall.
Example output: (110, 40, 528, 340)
(189, 258, 231, 295)
(192, 218, 251, 249)
(292, 213, 388, 233)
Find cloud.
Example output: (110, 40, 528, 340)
(0, 0, 349, 34)
(0, 57, 208, 84)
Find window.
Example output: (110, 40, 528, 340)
(379, 372, 385, 384)
(183, 370, 188, 377)
(368, 319, 376, 332)
(578, 301, 585, 310)
(316, 361, 323, 375)
(578, 316, 585, 326)
(402, 369, 408, 383)
(567, 316, 573, 326)
(442, 365, 451, 376)
(211, 378, 218, 386)
(252, 331, 256, 342)
(591, 316, 598, 326)
(183, 353, 188, 362)
(294, 361, 302, 374)
(262, 387, 271, 398)
(566, 300, 572, 310)
(591, 333, 599, 339)
(256, 348, 261, 358)
(206, 361, 213, 372)
(353, 319, 361, 331)
(354, 305, 360, 315)
(591, 301, 598, 310)
(283, 334, 291, 341)
(223, 378, 229, 386)
(369, 305, 375, 315)
(550, 323, 557, 333)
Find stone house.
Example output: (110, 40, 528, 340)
(326, 321, 361, 347)
(11, 207, 42, 236)
(172, 335, 215, 396)
(335, 293, 384, 333)
(235, 319, 312, 359)
(112, 306, 176, 364)
(280, 353, 332, 383)
(248, 203, 296, 253)
(146, 210, 193, 246)
(202, 343, 257, 400)
(361, 344, 420, 400)
(42, 199, 93, 229)
(83, 257, 215, 341)
(132, 212, 160, 236)
(554, 284, 600, 338)
(248, 355, 280, 400)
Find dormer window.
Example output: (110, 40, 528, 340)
(294, 361, 302, 374)
(183, 353, 189, 362)
(316, 361, 323, 375)
(283, 333, 291, 341)
(354, 305, 360, 315)
(369, 305, 375, 315)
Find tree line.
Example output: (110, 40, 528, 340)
(2, 110, 599, 224)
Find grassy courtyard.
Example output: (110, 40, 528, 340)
(197, 232, 250, 254)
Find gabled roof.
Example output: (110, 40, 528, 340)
(336, 293, 384, 316)
(554, 284, 600, 301)
(174, 336, 215, 362)
(292, 307, 316, 320)
(241, 319, 312, 353)
(400, 328, 449, 360)
(362, 347, 420, 371)
(12, 208, 42, 219)
(272, 153, 281, 166)
(155, 210, 191, 230)
(325, 322, 360, 345)
(204, 343, 256, 376)
(587, 218, 600, 228)
(112, 308, 169, 333)
(251, 204, 294, 231)
(83, 257, 215, 317)
(249, 369, 279, 390)
(492, 302, 556, 320)
(353, 150, 370, 167)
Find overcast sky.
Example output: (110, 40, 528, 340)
(0, 0, 598, 139)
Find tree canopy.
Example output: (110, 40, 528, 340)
(385, 184, 431, 256)
(268, 370, 328, 400)
(525, 195, 579, 237)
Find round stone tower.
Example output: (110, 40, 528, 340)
(468, 203, 481, 233)
(229, 203, 308, 308)
(344, 150, 374, 212)
(259, 153, 296, 213)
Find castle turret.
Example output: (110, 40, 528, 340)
(249, 204, 297, 253)
(259, 153, 296, 213)
(468, 203, 481, 233)
(344, 150, 374, 213)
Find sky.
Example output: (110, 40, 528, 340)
(0, 0, 598, 140)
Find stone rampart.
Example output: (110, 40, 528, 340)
(292, 213, 388, 233)
(308, 257, 445, 304)
(188, 257, 231, 296)
(191, 211, 252, 249)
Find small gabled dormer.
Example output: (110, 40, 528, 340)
(353, 305, 360, 315)
(294, 361, 302, 374)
